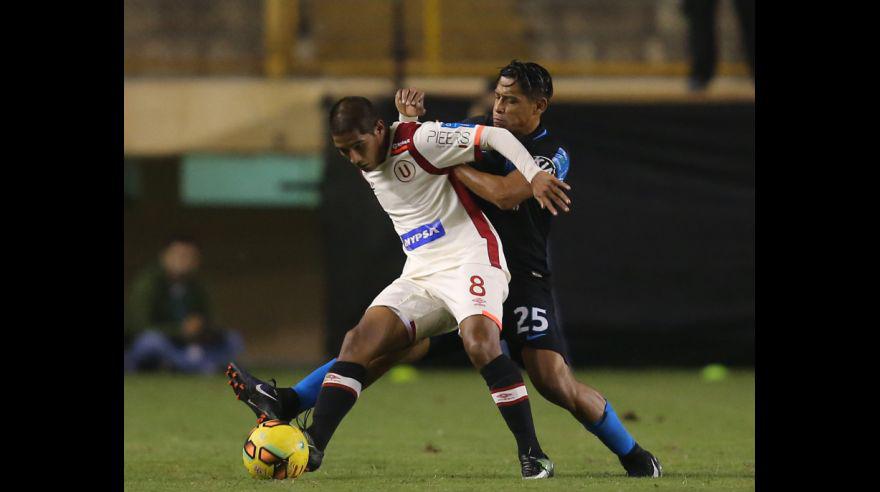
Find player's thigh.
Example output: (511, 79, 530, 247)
(431, 264, 508, 366)
(431, 263, 509, 332)
(502, 279, 571, 366)
(368, 278, 457, 344)
(339, 306, 412, 363)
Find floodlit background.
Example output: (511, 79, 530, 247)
(123, 0, 754, 368)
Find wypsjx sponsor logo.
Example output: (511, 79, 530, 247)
(401, 220, 445, 251)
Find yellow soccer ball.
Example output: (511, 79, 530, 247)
(241, 420, 309, 480)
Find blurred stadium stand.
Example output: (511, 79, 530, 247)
(123, 0, 754, 367)
(124, 0, 751, 78)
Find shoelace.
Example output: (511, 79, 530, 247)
(295, 407, 314, 431)
(519, 455, 539, 476)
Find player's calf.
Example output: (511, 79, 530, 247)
(522, 347, 605, 423)
(304, 307, 411, 468)
(306, 360, 366, 457)
(520, 348, 662, 477)
(460, 315, 551, 476)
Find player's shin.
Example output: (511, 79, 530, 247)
(306, 360, 367, 452)
(480, 354, 545, 457)
(583, 399, 636, 456)
(276, 358, 338, 419)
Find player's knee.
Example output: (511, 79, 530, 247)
(461, 330, 502, 368)
(338, 325, 370, 362)
(464, 343, 500, 368)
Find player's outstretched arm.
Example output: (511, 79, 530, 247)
(400, 102, 571, 213)
(452, 165, 532, 210)
(480, 126, 572, 215)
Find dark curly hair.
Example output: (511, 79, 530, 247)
(496, 60, 554, 101)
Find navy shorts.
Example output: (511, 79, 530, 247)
(500, 274, 571, 367)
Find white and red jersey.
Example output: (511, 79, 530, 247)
(360, 120, 509, 280)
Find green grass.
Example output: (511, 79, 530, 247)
(124, 368, 754, 491)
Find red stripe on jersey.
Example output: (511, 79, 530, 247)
(391, 121, 423, 160)
(400, 121, 500, 268)
(406, 133, 449, 175)
(447, 173, 502, 269)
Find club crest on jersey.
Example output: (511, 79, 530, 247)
(400, 220, 445, 251)
(534, 155, 556, 176)
(394, 160, 417, 182)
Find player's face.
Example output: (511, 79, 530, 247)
(332, 121, 387, 172)
(492, 76, 546, 137)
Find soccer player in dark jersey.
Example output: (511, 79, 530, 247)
(227, 61, 661, 478)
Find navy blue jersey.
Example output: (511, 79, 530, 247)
(462, 114, 571, 281)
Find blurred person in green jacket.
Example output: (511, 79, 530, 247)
(124, 236, 243, 374)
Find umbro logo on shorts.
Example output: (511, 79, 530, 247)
(400, 220, 446, 251)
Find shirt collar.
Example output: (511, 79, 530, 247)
(525, 123, 548, 142)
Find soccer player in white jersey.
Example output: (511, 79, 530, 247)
(227, 95, 571, 479)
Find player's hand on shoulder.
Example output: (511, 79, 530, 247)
(530, 171, 571, 216)
(395, 88, 427, 118)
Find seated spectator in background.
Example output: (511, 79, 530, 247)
(124, 236, 243, 374)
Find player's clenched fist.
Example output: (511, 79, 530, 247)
(395, 88, 426, 117)
(530, 172, 571, 216)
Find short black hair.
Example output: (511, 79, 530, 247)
(496, 60, 554, 101)
(329, 96, 380, 135)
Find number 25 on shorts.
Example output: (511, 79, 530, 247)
(514, 307, 548, 335)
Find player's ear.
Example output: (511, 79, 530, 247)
(374, 118, 386, 136)
(534, 97, 549, 115)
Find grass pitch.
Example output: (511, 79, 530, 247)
(124, 368, 755, 491)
